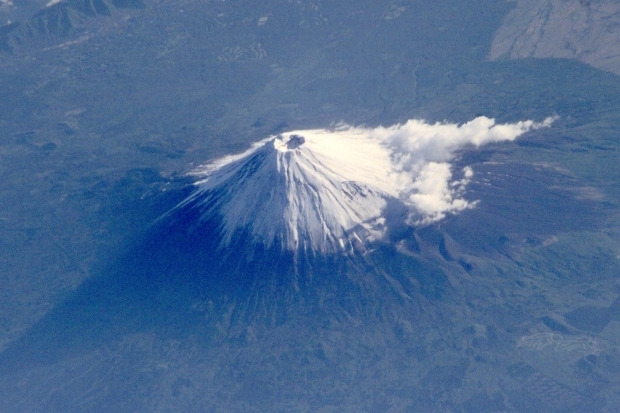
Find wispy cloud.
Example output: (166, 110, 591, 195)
(365, 116, 556, 223)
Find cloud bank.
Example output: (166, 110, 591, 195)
(364, 116, 556, 223)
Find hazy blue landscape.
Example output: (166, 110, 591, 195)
(0, 0, 619, 411)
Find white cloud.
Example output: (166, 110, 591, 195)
(350, 115, 555, 224)
(408, 162, 472, 224)
(370, 116, 554, 170)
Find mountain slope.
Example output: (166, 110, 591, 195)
(489, 0, 620, 76)
(181, 131, 407, 253)
(0, 0, 144, 52)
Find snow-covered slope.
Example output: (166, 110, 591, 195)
(179, 117, 554, 254)
(182, 131, 403, 253)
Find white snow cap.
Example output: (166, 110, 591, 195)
(184, 116, 555, 252)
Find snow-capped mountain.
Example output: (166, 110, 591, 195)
(177, 117, 553, 255)
(181, 131, 406, 253)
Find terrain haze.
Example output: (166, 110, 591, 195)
(0, 0, 619, 411)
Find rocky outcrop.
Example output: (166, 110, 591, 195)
(489, 0, 620, 76)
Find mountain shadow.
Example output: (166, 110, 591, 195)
(0, 182, 451, 374)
